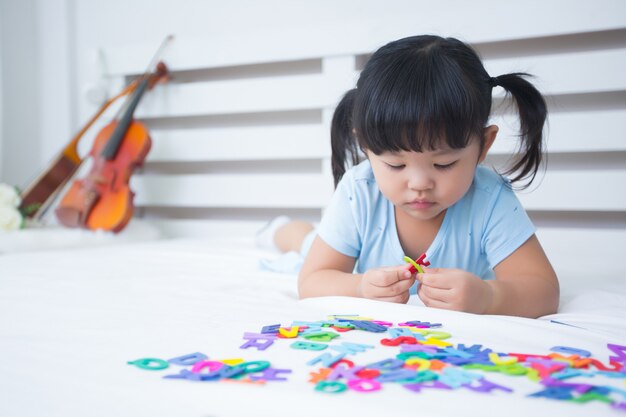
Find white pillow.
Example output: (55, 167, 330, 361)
(0, 220, 162, 254)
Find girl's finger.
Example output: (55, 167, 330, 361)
(392, 277, 416, 294)
(376, 293, 410, 304)
(372, 268, 411, 287)
(417, 273, 452, 289)
(419, 284, 449, 303)
(368, 276, 415, 297)
(418, 296, 451, 310)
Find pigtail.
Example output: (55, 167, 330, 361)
(331, 88, 359, 187)
(493, 73, 548, 188)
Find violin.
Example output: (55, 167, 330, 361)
(17, 81, 139, 220)
(55, 40, 171, 233)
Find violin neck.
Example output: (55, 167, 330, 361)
(101, 76, 151, 160)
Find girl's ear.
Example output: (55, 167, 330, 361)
(479, 125, 499, 163)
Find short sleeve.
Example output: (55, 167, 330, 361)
(481, 183, 536, 268)
(316, 173, 362, 258)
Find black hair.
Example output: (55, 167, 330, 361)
(330, 35, 547, 189)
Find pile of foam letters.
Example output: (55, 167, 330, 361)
(128, 315, 626, 412)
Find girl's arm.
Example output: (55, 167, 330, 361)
(298, 236, 415, 303)
(487, 234, 559, 317)
(298, 236, 361, 297)
(417, 234, 559, 318)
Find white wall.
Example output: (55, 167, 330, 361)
(0, 10, 3, 174)
(3, 0, 626, 184)
(0, 0, 41, 186)
(1, 1, 625, 280)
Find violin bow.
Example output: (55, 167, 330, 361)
(112, 34, 173, 121)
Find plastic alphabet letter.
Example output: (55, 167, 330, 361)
(412, 329, 452, 340)
(308, 367, 332, 383)
(348, 378, 382, 392)
(232, 360, 271, 374)
(400, 344, 437, 354)
(462, 377, 513, 393)
(607, 343, 626, 364)
(550, 368, 585, 380)
(527, 358, 567, 378)
(242, 332, 277, 340)
(303, 332, 339, 342)
(404, 380, 452, 393)
(330, 359, 355, 369)
(249, 367, 292, 381)
(218, 365, 246, 379)
(570, 392, 613, 404)
(421, 337, 452, 347)
(307, 352, 347, 367)
(127, 358, 169, 371)
(349, 320, 388, 333)
(315, 380, 347, 393)
(376, 369, 420, 383)
(163, 368, 195, 380)
(398, 320, 441, 328)
(167, 352, 208, 366)
(388, 327, 416, 338)
(542, 377, 594, 394)
(261, 324, 281, 334)
(529, 387, 573, 400)
(291, 341, 328, 351)
(278, 326, 300, 338)
(366, 358, 404, 371)
(404, 357, 431, 371)
(549, 346, 591, 358)
(326, 365, 364, 381)
(438, 368, 482, 388)
(443, 347, 474, 359)
(381, 336, 418, 346)
(612, 402, 626, 411)
(191, 360, 224, 374)
(589, 358, 623, 371)
(331, 342, 375, 355)
(403, 256, 424, 274)
(240, 338, 274, 351)
(219, 358, 244, 366)
(355, 368, 381, 379)
(415, 253, 430, 267)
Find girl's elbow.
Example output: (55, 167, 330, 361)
(537, 280, 560, 317)
(297, 272, 313, 299)
(547, 284, 560, 315)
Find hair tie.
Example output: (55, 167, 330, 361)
(489, 76, 499, 88)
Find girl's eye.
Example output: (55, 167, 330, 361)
(386, 163, 405, 170)
(434, 161, 457, 170)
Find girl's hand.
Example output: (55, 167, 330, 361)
(417, 268, 494, 313)
(358, 265, 415, 304)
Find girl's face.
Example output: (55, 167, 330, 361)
(366, 126, 497, 222)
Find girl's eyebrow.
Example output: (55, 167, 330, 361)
(382, 148, 463, 157)
(431, 148, 462, 155)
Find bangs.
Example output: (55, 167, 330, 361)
(353, 40, 489, 154)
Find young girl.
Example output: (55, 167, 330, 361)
(262, 35, 559, 318)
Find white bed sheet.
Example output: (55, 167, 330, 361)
(1, 236, 625, 417)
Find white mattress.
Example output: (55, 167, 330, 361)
(1, 236, 625, 417)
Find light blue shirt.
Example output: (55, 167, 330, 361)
(317, 160, 535, 294)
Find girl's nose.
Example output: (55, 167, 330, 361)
(407, 172, 434, 191)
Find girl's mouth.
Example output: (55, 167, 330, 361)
(408, 200, 435, 210)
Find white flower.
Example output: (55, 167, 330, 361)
(0, 183, 21, 207)
(0, 204, 23, 231)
